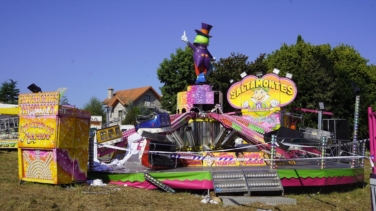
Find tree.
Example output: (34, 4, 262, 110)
(265, 36, 372, 139)
(330, 44, 374, 139)
(157, 46, 195, 113)
(207, 53, 268, 112)
(122, 106, 140, 125)
(0, 79, 20, 104)
(82, 97, 106, 122)
(122, 101, 152, 125)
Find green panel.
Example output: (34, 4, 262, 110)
(149, 171, 212, 181)
(88, 168, 364, 183)
(278, 168, 364, 179)
(88, 171, 212, 183)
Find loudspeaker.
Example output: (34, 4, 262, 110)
(323, 119, 349, 140)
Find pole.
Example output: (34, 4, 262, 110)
(321, 136, 327, 169)
(106, 107, 110, 127)
(318, 110, 323, 130)
(351, 95, 360, 168)
(271, 134, 276, 169)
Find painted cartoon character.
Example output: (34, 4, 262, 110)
(242, 87, 279, 109)
(181, 23, 215, 84)
(203, 152, 215, 166)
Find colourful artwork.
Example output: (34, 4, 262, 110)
(227, 73, 297, 110)
(18, 92, 60, 115)
(181, 23, 215, 84)
(177, 85, 214, 113)
(203, 152, 239, 167)
(238, 152, 266, 166)
(17, 91, 90, 184)
(242, 109, 282, 131)
(18, 108, 90, 149)
(18, 116, 57, 148)
(18, 148, 88, 184)
(227, 73, 297, 131)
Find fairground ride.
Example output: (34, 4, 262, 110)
(87, 23, 366, 196)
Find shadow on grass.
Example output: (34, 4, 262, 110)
(0, 149, 16, 154)
(284, 182, 366, 195)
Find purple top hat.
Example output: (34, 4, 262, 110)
(195, 23, 213, 38)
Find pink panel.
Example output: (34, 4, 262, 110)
(281, 175, 364, 187)
(369, 107, 376, 173)
(109, 180, 213, 190)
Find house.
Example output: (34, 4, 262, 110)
(102, 86, 164, 126)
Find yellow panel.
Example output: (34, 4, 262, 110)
(75, 118, 90, 148)
(57, 116, 76, 148)
(18, 92, 60, 116)
(0, 107, 19, 115)
(227, 74, 297, 109)
(18, 116, 57, 148)
(0, 140, 18, 148)
(96, 125, 122, 144)
(18, 148, 23, 179)
(177, 91, 188, 112)
(18, 149, 58, 184)
(18, 92, 60, 104)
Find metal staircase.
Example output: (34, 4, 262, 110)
(211, 169, 284, 196)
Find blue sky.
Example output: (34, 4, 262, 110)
(0, 0, 375, 108)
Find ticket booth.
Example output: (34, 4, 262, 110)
(17, 92, 90, 184)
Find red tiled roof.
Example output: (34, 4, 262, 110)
(103, 86, 161, 107)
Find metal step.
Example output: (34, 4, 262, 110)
(243, 169, 284, 195)
(211, 169, 284, 196)
(212, 170, 248, 193)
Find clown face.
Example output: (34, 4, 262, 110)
(252, 88, 268, 102)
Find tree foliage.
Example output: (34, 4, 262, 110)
(122, 102, 152, 125)
(265, 36, 373, 139)
(82, 97, 105, 122)
(0, 79, 20, 104)
(157, 46, 195, 113)
(122, 106, 140, 125)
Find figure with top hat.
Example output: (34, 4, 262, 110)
(181, 23, 215, 84)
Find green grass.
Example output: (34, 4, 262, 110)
(0, 150, 371, 211)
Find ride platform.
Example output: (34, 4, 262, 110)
(88, 159, 364, 193)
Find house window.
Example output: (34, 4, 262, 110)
(118, 110, 123, 123)
(144, 95, 150, 102)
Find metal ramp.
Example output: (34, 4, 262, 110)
(221, 196, 296, 206)
(211, 169, 284, 196)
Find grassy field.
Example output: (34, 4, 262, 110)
(0, 149, 371, 211)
